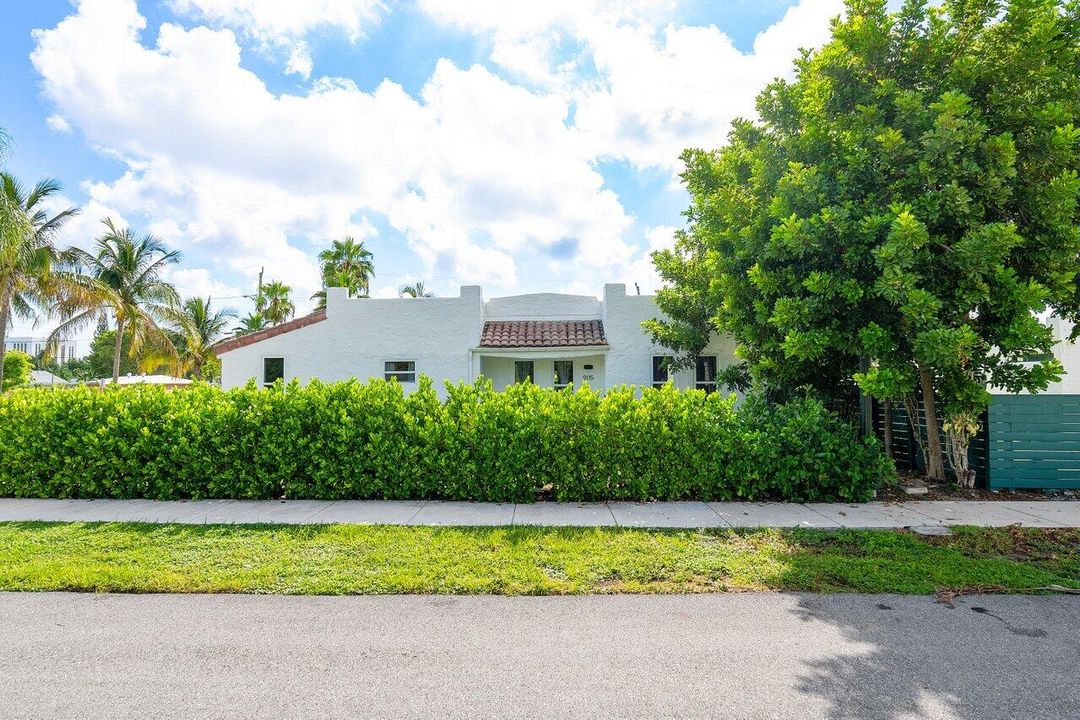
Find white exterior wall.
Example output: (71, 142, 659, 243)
(220, 286, 484, 395)
(1041, 318, 1080, 394)
(602, 284, 738, 391)
(484, 293, 602, 320)
(218, 283, 741, 394)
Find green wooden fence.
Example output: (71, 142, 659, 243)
(871, 398, 990, 486)
(987, 394, 1080, 490)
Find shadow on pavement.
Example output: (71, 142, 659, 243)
(788, 592, 1080, 720)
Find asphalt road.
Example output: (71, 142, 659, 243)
(1, 592, 1077, 719)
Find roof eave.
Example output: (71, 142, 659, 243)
(212, 310, 328, 356)
(472, 344, 610, 353)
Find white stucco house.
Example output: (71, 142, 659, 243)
(214, 284, 738, 395)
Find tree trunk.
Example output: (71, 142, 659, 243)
(0, 295, 9, 393)
(882, 399, 893, 459)
(945, 420, 977, 489)
(112, 319, 124, 384)
(918, 365, 946, 481)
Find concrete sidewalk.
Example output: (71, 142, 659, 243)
(2, 497, 1079, 528)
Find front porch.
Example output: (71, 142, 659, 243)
(471, 347, 607, 391)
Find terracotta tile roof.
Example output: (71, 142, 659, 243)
(212, 310, 328, 355)
(480, 320, 607, 348)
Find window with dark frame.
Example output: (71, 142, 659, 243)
(695, 355, 718, 393)
(384, 360, 416, 383)
(514, 360, 534, 384)
(553, 360, 574, 389)
(652, 355, 672, 388)
(263, 357, 284, 388)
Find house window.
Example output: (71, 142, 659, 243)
(263, 357, 284, 388)
(514, 360, 534, 384)
(553, 360, 574, 389)
(384, 361, 416, 383)
(696, 356, 718, 394)
(652, 356, 672, 388)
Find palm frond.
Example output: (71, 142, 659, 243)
(25, 178, 64, 210)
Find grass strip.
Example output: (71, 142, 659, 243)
(1, 522, 1077, 595)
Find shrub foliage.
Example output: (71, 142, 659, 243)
(0, 379, 890, 502)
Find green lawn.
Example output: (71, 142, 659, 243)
(1, 522, 1077, 595)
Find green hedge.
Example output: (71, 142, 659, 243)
(0, 378, 891, 502)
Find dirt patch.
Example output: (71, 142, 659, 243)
(879, 473, 1077, 502)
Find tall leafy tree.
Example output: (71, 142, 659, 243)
(84, 329, 138, 379)
(311, 269, 363, 308)
(166, 296, 236, 379)
(2, 349, 32, 391)
(648, 0, 1080, 484)
(257, 280, 294, 325)
(0, 175, 79, 391)
(51, 219, 182, 383)
(313, 237, 374, 307)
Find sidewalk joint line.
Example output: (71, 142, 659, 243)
(703, 501, 735, 529)
(297, 501, 335, 524)
(799, 503, 843, 528)
(992, 503, 1062, 525)
(900, 501, 956, 526)
(405, 501, 428, 525)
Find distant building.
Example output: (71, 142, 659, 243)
(4, 336, 79, 363)
(29, 370, 69, 387)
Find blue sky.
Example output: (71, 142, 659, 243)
(2, 0, 845, 341)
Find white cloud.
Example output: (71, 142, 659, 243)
(31, 0, 639, 310)
(165, 267, 248, 317)
(170, 0, 384, 42)
(30, 0, 845, 310)
(40, 192, 127, 253)
(169, 0, 385, 77)
(419, 0, 843, 170)
(285, 43, 313, 79)
(623, 224, 677, 294)
(45, 114, 72, 133)
(371, 284, 401, 299)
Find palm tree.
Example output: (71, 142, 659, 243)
(50, 218, 181, 383)
(313, 237, 374, 308)
(167, 296, 236, 379)
(258, 280, 294, 326)
(234, 310, 268, 336)
(0, 174, 79, 391)
(310, 268, 370, 307)
(399, 281, 433, 298)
